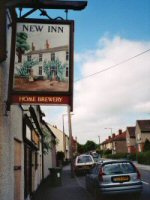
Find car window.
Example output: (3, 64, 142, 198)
(89, 164, 101, 174)
(102, 162, 136, 175)
(77, 155, 93, 163)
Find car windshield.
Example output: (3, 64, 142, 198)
(77, 156, 92, 163)
(102, 162, 136, 175)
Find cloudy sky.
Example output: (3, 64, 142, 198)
(41, 0, 150, 144)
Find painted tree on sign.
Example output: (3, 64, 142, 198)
(16, 32, 30, 63)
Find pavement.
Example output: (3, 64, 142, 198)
(31, 165, 93, 200)
(133, 161, 150, 171)
(31, 162, 150, 200)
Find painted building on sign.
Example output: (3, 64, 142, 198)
(15, 41, 69, 83)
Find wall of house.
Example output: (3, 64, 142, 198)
(106, 142, 112, 150)
(49, 125, 64, 153)
(43, 131, 53, 178)
(115, 141, 128, 153)
(141, 133, 150, 143)
(0, 9, 14, 200)
(10, 105, 24, 200)
(135, 123, 142, 143)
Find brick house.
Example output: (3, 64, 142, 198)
(112, 130, 127, 154)
(126, 126, 136, 153)
(135, 120, 150, 152)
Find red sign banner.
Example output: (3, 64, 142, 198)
(11, 95, 71, 105)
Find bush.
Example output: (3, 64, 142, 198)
(56, 151, 65, 161)
(137, 151, 150, 165)
(143, 139, 150, 152)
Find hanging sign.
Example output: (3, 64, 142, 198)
(8, 18, 74, 109)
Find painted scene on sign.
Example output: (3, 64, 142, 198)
(13, 22, 71, 92)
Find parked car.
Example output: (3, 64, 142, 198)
(91, 152, 101, 163)
(74, 154, 95, 175)
(85, 160, 143, 200)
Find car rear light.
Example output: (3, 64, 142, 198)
(99, 168, 105, 181)
(132, 163, 141, 179)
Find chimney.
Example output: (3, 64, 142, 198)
(32, 42, 35, 51)
(112, 133, 115, 138)
(119, 129, 122, 135)
(46, 40, 50, 49)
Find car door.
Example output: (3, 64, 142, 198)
(89, 165, 100, 192)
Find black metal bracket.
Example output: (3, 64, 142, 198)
(17, 7, 67, 20)
(6, 0, 87, 20)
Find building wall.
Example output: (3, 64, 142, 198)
(10, 105, 24, 200)
(126, 131, 136, 153)
(49, 125, 64, 153)
(115, 141, 128, 153)
(135, 122, 150, 152)
(0, 9, 14, 200)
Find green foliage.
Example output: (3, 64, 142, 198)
(77, 140, 97, 154)
(143, 139, 150, 152)
(137, 151, 150, 165)
(43, 59, 67, 81)
(77, 143, 85, 154)
(16, 32, 30, 53)
(106, 152, 128, 159)
(56, 151, 65, 161)
(42, 128, 58, 155)
(84, 140, 97, 152)
(103, 149, 112, 156)
(16, 59, 39, 77)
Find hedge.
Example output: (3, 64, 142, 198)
(137, 151, 150, 165)
(104, 151, 150, 165)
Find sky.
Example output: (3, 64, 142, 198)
(39, 0, 150, 144)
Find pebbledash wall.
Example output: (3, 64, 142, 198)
(0, 9, 14, 200)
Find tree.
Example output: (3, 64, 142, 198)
(143, 139, 150, 152)
(16, 59, 39, 77)
(77, 143, 85, 154)
(84, 140, 97, 152)
(16, 32, 30, 63)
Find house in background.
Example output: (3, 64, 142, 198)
(41, 119, 57, 178)
(135, 120, 150, 152)
(126, 126, 136, 153)
(48, 124, 65, 154)
(112, 130, 127, 154)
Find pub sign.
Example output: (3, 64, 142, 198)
(9, 18, 74, 109)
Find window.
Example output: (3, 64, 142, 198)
(77, 155, 93, 163)
(103, 162, 136, 175)
(27, 55, 31, 61)
(51, 52, 55, 61)
(39, 53, 42, 62)
(66, 51, 69, 61)
(39, 66, 42, 75)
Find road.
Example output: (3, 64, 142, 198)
(32, 165, 150, 200)
(75, 168, 150, 200)
(139, 169, 150, 200)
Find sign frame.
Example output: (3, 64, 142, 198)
(8, 18, 74, 110)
